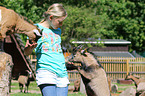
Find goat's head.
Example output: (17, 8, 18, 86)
(28, 26, 43, 43)
(72, 46, 98, 69)
(33, 25, 43, 42)
(26, 70, 32, 78)
(125, 73, 140, 80)
(72, 45, 88, 62)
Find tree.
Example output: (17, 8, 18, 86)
(102, 0, 145, 52)
(0, 0, 144, 53)
(61, 5, 103, 43)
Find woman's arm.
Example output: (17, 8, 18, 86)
(24, 40, 37, 56)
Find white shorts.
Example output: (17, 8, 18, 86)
(36, 70, 70, 87)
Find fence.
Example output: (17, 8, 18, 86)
(67, 63, 81, 83)
(68, 57, 145, 82)
(98, 57, 145, 80)
(29, 55, 145, 82)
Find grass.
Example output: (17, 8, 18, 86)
(113, 82, 135, 90)
(11, 93, 42, 96)
(10, 80, 136, 96)
(10, 80, 41, 96)
(10, 80, 86, 96)
(11, 80, 40, 91)
(68, 93, 86, 96)
(10, 92, 85, 96)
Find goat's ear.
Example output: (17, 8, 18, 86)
(81, 50, 87, 56)
(84, 48, 89, 53)
(80, 48, 89, 56)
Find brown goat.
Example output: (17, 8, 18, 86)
(0, 6, 42, 41)
(125, 73, 145, 88)
(18, 70, 32, 93)
(73, 79, 80, 92)
(125, 73, 145, 96)
(71, 47, 110, 96)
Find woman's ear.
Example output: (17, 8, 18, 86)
(49, 15, 53, 20)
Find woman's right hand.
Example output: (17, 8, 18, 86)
(24, 40, 37, 56)
(28, 41, 38, 49)
(25, 40, 37, 49)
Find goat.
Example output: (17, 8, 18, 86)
(73, 79, 80, 92)
(125, 73, 145, 96)
(125, 73, 145, 88)
(0, 6, 42, 42)
(139, 91, 145, 96)
(70, 47, 110, 96)
(18, 70, 32, 93)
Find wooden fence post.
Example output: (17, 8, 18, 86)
(126, 59, 129, 75)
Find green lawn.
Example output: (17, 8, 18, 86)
(112, 82, 136, 94)
(10, 80, 136, 96)
(10, 80, 86, 96)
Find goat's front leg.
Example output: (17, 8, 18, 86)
(78, 67, 91, 80)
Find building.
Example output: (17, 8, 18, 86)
(72, 39, 141, 58)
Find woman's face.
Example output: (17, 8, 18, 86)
(50, 15, 67, 29)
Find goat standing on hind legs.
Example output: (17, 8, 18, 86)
(0, 6, 42, 42)
(18, 70, 32, 93)
(70, 47, 110, 96)
(125, 73, 145, 96)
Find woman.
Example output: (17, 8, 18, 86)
(24, 3, 69, 96)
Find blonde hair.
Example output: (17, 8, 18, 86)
(44, 3, 67, 18)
